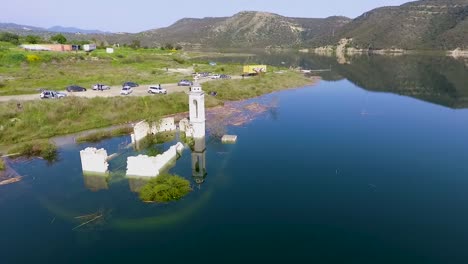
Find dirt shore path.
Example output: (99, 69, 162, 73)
(0, 77, 241, 103)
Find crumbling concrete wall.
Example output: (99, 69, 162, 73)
(131, 121, 150, 144)
(179, 118, 189, 132)
(126, 142, 184, 177)
(151, 117, 176, 134)
(126, 155, 162, 177)
(131, 118, 177, 145)
(159, 117, 177, 132)
(80, 147, 109, 174)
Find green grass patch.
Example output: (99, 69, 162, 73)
(203, 71, 311, 101)
(0, 158, 4, 171)
(75, 126, 133, 143)
(0, 93, 223, 145)
(139, 173, 192, 202)
(0, 47, 194, 95)
(193, 63, 243, 75)
(155, 131, 176, 143)
(8, 140, 57, 161)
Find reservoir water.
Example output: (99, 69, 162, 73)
(2, 54, 468, 263)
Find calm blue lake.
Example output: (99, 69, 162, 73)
(2, 55, 468, 263)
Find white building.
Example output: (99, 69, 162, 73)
(84, 44, 97, 52)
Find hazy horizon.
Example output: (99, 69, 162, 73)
(2, 0, 411, 33)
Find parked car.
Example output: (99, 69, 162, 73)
(122, 81, 139, 87)
(148, 85, 167, 94)
(178, 79, 193, 86)
(220, 74, 231, 79)
(92, 84, 111, 90)
(210, 74, 221, 79)
(40, 90, 67, 99)
(66, 85, 87, 92)
(193, 72, 210, 78)
(120, 86, 133, 95)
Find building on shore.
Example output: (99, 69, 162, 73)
(21, 44, 74, 52)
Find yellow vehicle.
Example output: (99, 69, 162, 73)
(243, 65, 267, 75)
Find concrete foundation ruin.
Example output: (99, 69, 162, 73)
(222, 135, 238, 143)
(131, 118, 177, 146)
(152, 117, 177, 133)
(131, 121, 150, 144)
(126, 142, 184, 177)
(80, 147, 109, 174)
(76, 81, 210, 191)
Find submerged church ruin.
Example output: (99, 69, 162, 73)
(80, 80, 207, 188)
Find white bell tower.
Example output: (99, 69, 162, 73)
(189, 81, 205, 139)
(189, 81, 207, 184)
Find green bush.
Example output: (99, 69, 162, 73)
(172, 57, 185, 64)
(8, 140, 57, 161)
(0, 32, 19, 45)
(50, 34, 67, 44)
(2, 53, 26, 64)
(155, 131, 175, 143)
(139, 174, 192, 202)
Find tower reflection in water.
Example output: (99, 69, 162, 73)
(192, 136, 207, 185)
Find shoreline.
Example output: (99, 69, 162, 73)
(0, 74, 319, 153)
(57, 77, 321, 147)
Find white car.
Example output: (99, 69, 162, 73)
(40, 90, 67, 99)
(120, 86, 133, 95)
(210, 74, 221, 79)
(92, 84, 111, 90)
(148, 85, 167, 94)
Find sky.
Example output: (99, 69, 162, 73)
(2, 0, 411, 33)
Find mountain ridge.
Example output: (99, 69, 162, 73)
(1, 1, 468, 50)
(136, 11, 351, 48)
(0, 22, 112, 34)
(326, 0, 468, 50)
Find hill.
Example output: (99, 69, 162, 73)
(329, 0, 468, 50)
(0, 22, 44, 32)
(47, 26, 111, 34)
(137, 11, 350, 48)
(0, 22, 111, 35)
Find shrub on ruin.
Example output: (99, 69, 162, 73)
(139, 173, 191, 202)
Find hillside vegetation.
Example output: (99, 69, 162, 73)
(331, 0, 468, 50)
(138, 11, 350, 48)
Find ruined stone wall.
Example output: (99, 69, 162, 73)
(151, 117, 176, 134)
(131, 121, 150, 144)
(126, 142, 184, 177)
(80, 147, 109, 174)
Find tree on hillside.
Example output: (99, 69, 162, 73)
(51, 34, 67, 44)
(0, 32, 20, 45)
(163, 43, 174, 50)
(25, 35, 42, 44)
(129, 39, 141, 49)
